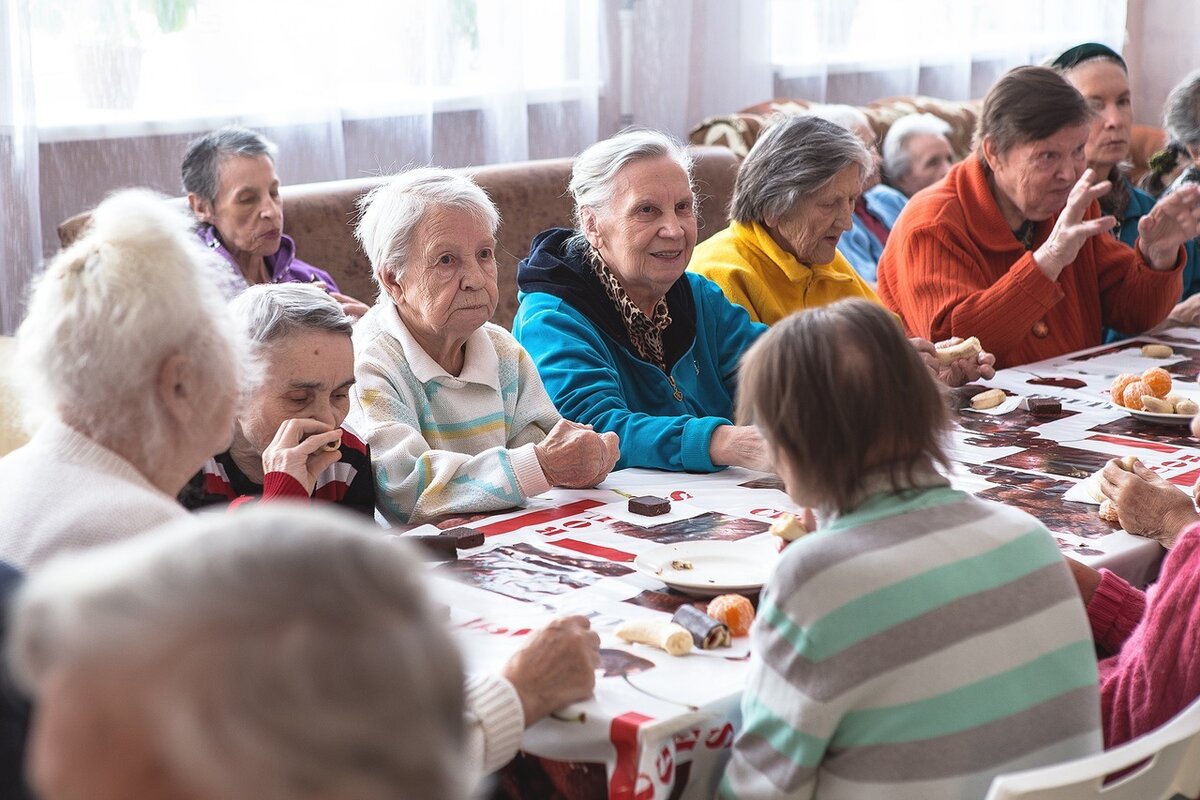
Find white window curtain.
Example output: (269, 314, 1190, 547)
(771, 0, 1129, 102)
(1, 0, 601, 334)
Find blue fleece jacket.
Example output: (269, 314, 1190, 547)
(513, 229, 766, 472)
(837, 183, 908, 284)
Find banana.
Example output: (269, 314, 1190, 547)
(615, 620, 693, 656)
(935, 336, 982, 365)
(970, 388, 1007, 409)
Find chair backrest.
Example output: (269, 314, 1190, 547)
(985, 696, 1200, 800)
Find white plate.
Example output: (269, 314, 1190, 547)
(1110, 401, 1195, 426)
(633, 540, 776, 596)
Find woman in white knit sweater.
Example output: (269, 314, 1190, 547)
(0, 190, 244, 569)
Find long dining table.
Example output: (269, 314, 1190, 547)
(403, 327, 1200, 800)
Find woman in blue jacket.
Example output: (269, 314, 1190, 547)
(513, 129, 769, 473)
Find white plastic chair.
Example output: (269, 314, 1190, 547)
(985, 696, 1200, 799)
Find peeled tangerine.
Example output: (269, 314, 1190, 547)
(707, 594, 755, 637)
(1122, 381, 1155, 410)
(1110, 374, 1139, 407)
(1141, 367, 1173, 398)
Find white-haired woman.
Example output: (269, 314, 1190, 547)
(348, 168, 618, 525)
(182, 126, 369, 318)
(882, 112, 956, 197)
(513, 129, 771, 473)
(0, 190, 243, 570)
(9, 505, 467, 800)
(180, 283, 376, 516)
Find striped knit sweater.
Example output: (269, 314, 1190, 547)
(876, 157, 1181, 368)
(721, 482, 1101, 800)
(346, 303, 559, 524)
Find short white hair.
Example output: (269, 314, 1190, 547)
(9, 504, 467, 800)
(568, 127, 694, 234)
(355, 168, 500, 287)
(231, 283, 353, 350)
(882, 113, 953, 183)
(13, 189, 243, 464)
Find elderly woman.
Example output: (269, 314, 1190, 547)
(1066, 438, 1200, 747)
(877, 66, 1200, 368)
(513, 129, 770, 473)
(689, 115, 994, 386)
(347, 168, 618, 524)
(723, 298, 1101, 799)
(882, 112, 957, 197)
(0, 190, 243, 569)
(1054, 43, 1200, 326)
(8, 505, 467, 800)
(182, 127, 369, 318)
(179, 283, 376, 516)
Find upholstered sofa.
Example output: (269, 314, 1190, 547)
(689, 95, 1168, 186)
(57, 147, 741, 331)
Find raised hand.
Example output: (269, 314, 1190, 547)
(260, 418, 343, 495)
(1137, 184, 1200, 269)
(1034, 168, 1116, 281)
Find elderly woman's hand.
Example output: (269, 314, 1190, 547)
(502, 615, 600, 724)
(911, 337, 997, 387)
(534, 420, 620, 488)
(709, 425, 772, 472)
(1033, 169, 1117, 281)
(1098, 457, 1199, 548)
(310, 280, 370, 320)
(260, 418, 344, 495)
(1137, 183, 1200, 269)
(1165, 291, 1200, 327)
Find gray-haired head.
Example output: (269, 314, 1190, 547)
(1164, 69, 1200, 154)
(9, 504, 468, 800)
(231, 283, 353, 352)
(731, 115, 872, 225)
(568, 127, 694, 235)
(355, 167, 500, 287)
(802, 104, 873, 139)
(13, 189, 243, 465)
(181, 126, 278, 204)
(882, 113, 953, 185)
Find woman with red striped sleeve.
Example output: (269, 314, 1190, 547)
(180, 283, 376, 517)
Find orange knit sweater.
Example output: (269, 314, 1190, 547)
(877, 158, 1183, 367)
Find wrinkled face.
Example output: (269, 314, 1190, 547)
(986, 123, 1090, 222)
(584, 156, 697, 309)
(767, 164, 862, 266)
(895, 133, 955, 196)
(30, 664, 198, 800)
(387, 205, 499, 346)
(193, 154, 283, 262)
(1066, 59, 1133, 171)
(237, 330, 355, 457)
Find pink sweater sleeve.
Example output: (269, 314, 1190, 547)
(1098, 523, 1200, 748)
(1086, 569, 1147, 654)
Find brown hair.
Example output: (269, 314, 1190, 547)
(737, 299, 950, 515)
(974, 66, 1093, 164)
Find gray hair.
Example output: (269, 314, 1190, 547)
(803, 104, 873, 139)
(882, 113, 953, 183)
(13, 189, 244, 468)
(355, 167, 500, 286)
(181, 126, 278, 204)
(1164, 69, 1200, 151)
(231, 283, 353, 351)
(731, 115, 872, 225)
(568, 128, 694, 234)
(9, 504, 467, 800)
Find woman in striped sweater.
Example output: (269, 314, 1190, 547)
(723, 298, 1102, 799)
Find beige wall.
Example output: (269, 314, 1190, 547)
(1126, 0, 1200, 127)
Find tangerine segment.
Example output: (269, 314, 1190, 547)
(1141, 367, 1173, 398)
(1123, 381, 1155, 410)
(707, 593, 755, 637)
(1110, 374, 1139, 407)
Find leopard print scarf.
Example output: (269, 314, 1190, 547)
(588, 247, 672, 371)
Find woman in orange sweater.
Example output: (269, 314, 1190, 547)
(877, 66, 1200, 368)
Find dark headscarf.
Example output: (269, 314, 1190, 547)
(1051, 42, 1127, 73)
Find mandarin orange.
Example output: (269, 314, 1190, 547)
(1123, 380, 1156, 409)
(707, 593, 755, 637)
(1141, 367, 1172, 398)
(1110, 373, 1139, 407)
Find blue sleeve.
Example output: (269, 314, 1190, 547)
(514, 296, 727, 473)
(837, 220, 880, 283)
(691, 274, 768, 390)
(1181, 239, 1200, 300)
